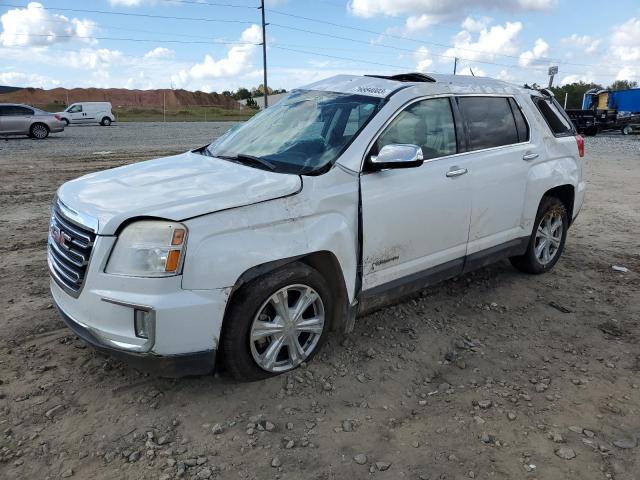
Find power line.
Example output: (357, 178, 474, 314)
(266, 7, 618, 71)
(4, 33, 260, 45)
(0, 3, 256, 24)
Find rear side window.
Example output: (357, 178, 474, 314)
(508, 98, 530, 142)
(531, 96, 574, 136)
(457, 97, 519, 151)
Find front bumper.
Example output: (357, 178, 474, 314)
(54, 298, 216, 377)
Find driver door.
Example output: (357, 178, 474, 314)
(67, 104, 85, 123)
(360, 96, 473, 291)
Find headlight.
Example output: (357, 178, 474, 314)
(106, 221, 187, 277)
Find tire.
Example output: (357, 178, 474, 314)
(510, 196, 568, 274)
(621, 125, 632, 135)
(63, 119, 69, 127)
(221, 262, 333, 381)
(29, 123, 49, 139)
(101, 117, 112, 126)
(584, 126, 597, 137)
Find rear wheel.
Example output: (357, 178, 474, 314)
(29, 123, 49, 139)
(510, 196, 568, 274)
(221, 262, 332, 381)
(101, 117, 112, 126)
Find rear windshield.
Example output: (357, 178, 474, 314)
(532, 96, 575, 136)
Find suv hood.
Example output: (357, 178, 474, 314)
(57, 151, 302, 235)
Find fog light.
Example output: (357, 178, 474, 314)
(134, 309, 151, 339)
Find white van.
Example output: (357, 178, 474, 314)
(58, 102, 115, 126)
(49, 73, 585, 380)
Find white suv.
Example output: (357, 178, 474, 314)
(48, 73, 585, 380)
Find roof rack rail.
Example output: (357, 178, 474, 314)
(365, 73, 437, 83)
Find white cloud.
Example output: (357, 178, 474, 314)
(0, 71, 60, 88)
(519, 38, 549, 66)
(108, 0, 148, 5)
(616, 66, 638, 81)
(610, 18, 640, 62)
(405, 15, 438, 32)
(441, 21, 523, 64)
(561, 34, 601, 55)
(172, 24, 261, 88)
(65, 48, 124, 69)
(559, 73, 596, 85)
(414, 46, 433, 72)
(144, 47, 175, 60)
(0, 2, 97, 47)
(461, 16, 492, 32)
(348, 0, 556, 19)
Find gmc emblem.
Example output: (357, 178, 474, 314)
(50, 224, 71, 250)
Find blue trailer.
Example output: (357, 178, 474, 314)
(579, 88, 640, 135)
(608, 88, 640, 114)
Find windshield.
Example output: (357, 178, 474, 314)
(207, 90, 382, 174)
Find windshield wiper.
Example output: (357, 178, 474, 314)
(215, 153, 276, 171)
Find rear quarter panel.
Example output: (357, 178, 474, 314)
(520, 96, 584, 231)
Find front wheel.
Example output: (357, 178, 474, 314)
(221, 262, 332, 381)
(510, 196, 568, 274)
(621, 125, 633, 135)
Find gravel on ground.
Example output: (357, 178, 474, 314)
(0, 125, 638, 480)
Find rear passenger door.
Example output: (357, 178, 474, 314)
(456, 96, 533, 262)
(2, 106, 34, 134)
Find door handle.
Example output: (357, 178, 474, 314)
(523, 152, 539, 161)
(446, 167, 468, 178)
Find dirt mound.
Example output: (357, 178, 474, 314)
(0, 86, 239, 109)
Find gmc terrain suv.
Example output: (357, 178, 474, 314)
(48, 73, 585, 380)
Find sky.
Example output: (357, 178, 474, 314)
(1, 0, 639, 92)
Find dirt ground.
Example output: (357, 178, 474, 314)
(0, 126, 638, 480)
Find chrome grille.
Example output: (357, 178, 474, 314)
(48, 200, 96, 296)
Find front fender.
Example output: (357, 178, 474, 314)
(180, 166, 359, 301)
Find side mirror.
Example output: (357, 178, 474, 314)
(369, 144, 424, 170)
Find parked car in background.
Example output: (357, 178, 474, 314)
(58, 102, 115, 126)
(49, 73, 585, 380)
(0, 103, 65, 139)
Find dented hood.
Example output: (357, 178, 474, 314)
(57, 151, 302, 235)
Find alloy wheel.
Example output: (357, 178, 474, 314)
(249, 284, 325, 373)
(534, 210, 563, 265)
(32, 124, 48, 139)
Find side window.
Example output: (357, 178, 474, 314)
(531, 96, 574, 136)
(68, 105, 82, 113)
(0, 106, 9, 116)
(13, 106, 34, 116)
(375, 97, 457, 160)
(458, 97, 519, 150)
(508, 98, 530, 142)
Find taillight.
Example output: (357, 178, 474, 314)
(54, 114, 62, 121)
(576, 135, 584, 158)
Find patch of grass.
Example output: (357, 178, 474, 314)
(115, 106, 256, 122)
(31, 104, 257, 122)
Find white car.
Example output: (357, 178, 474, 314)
(48, 73, 585, 379)
(58, 102, 115, 126)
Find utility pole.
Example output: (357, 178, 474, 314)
(453, 57, 458, 75)
(564, 92, 568, 109)
(259, 0, 268, 108)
